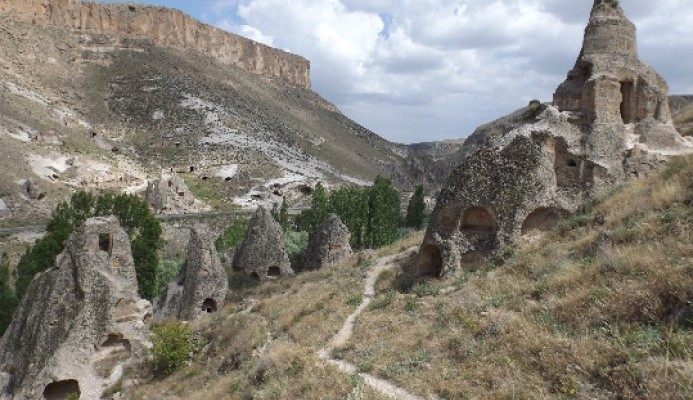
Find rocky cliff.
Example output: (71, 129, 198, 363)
(0, 0, 310, 88)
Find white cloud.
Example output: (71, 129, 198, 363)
(208, 0, 693, 143)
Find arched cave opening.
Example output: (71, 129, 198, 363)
(43, 379, 80, 400)
(98, 233, 112, 255)
(250, 272, 260, 281)
(521, 208, 566, 236)
(202, 298, 218, 313)
(417, 244, 442, 278)
(460, 207, 496, 233)
(267, 266, 281, 277)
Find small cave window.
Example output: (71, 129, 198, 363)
(298, 185, 313, 195)
(250, 272, 260, 281)
(101, 333, 131, 352)
(98, 233, 112, 255)
(267, 266, 281, 277)
(168, 180, 173, 188)
(225, 177, 232, 182)
(43, 379, 81, 400)
(567, 159, 578, 168)
(202, 298, 218, 313)
(460, 207, 496, 233)
(189, 166, 195, 173)
(417, 244, 443, 278)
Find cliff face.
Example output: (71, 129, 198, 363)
(0, 0, 311, 88)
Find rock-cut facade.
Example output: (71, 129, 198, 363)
(0, 217, 152, 400)
(417, 0, 692, 278)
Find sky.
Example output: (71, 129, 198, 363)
(95, 0, 693, 144)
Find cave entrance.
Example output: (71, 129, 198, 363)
(620, 81, 635, 124)
(267, 266, 281, 277)
(417, 244, 442, 278)
(98, 233, 112, 255)
(202, 298, 218, 313)
(460, 207, 496, 233)
(521, 208, 566, 236)
(43, 379, 80, 400)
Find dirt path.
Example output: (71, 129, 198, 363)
(318, 247, 435, 400)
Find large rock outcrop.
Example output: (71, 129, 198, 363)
(0, 0, 310, 88)
(154, 225, 228, 321)
(302, 214, 352, 271)
(0, 217, 152, 400)
(145, 173, 204, 214)
(417, 0, 692, 278)
(232, 207, 294, 280)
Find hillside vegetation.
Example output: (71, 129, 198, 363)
(123, 156, 691, 399)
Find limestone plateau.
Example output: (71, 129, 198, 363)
(417, 0, 692, 278)
(0, 0, 311, 88)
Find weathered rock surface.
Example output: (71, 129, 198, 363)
(145, 173, 204, 214)
(154, 225, 228, 321)
(232, 207, 294, 280)
(418, 0, 693, 278)
(302, 214, 352, 270)
(0, 217, 152, 400)
(0, 0, 310, 88)
(0, 198, 10, 218)
(20, 178, 45, 200)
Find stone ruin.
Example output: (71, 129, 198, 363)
(231, 207, 294, 280)
(302, 214, 352, 270)
(417, 0, 692, 278)
(145, 172, 201, 214)
(20, 179, 46, 201)
(154, 225, 228, 321)
(0, 217, 152, 400)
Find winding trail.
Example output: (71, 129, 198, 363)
(317, 247, 434, 400)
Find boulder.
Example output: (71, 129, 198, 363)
(0, 199, 10, 219)
(302, 214, 352, 270)
(20, 179, 45, 200)
(154, 225, 228, 321)
(418, 1, 692, 278)
(232, 207, 294, 280)
(0, 217, 152, 400)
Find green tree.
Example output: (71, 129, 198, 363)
(366, 176, 401, 248)
(404, 185, 426, 230)
(0, 253, 18, 335)
(279, 197, 290, 231)
(297, 182, 329, 233)
(215, 220, 249, 253)
(14, 191, 163, 302)
(151, 321, 193, 375)
(329, 185, 369, 249)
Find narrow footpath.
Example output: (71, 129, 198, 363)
(317, 248, 436, 400)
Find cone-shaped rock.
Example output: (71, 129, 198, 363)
(154, 225, 227, 321)
(232, 207, 294, 280)
(302, 214, 352, 270)
(0, 217, 152, 400)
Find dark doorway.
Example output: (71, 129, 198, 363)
(267, 266, 281, 277)
(460, 207, 496, 233)
(417, 245, 443, 278)
(202, 298, 218, 313)
(620, 81, 635, 123)
(98, 233, 112, 255)
(43, 380, 80, 400)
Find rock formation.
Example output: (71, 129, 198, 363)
(0, 199, 10, 219)
(417, 0, 692, 278)
(232, 207, 294, 280)
(0, 217, 152, 400)
(302, 214, 352, 270)
(154, 225, 228, 321)
(0, 0, 310, 88)
(145, 173, 201, 214)
(20, 179, 45, 200)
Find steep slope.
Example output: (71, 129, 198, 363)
(0, 1, 416, 227)
(670, 95, 693, 137)
(116, 156, 691, 399)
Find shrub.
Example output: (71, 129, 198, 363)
(157, 260, 183, 295)
(0, 255, 18, 335)
(215, 220, 248, 253)
(284, 230, 309, 271)
(151, 321, 193, 375)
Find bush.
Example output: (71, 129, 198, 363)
(157, 260, 183, 295)
(0, 255, 18, 335)
(285, 230, 309, 271)
(215, 220, 248, 253)
(151, 321, 193, 375)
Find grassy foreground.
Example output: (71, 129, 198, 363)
(125, 156, 691, 399)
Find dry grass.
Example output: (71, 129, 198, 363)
(339, 156, 693, 399)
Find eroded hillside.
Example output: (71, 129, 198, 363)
(119, 156, 691, 399)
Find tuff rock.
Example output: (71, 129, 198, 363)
(232, 207, 294, 280)
(0, 217, 152, 400)
(302, 214, 352, 270)
(417, 0, 692, 278)
(154, 225, 227, 321)
(145, 173, 201, 214)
